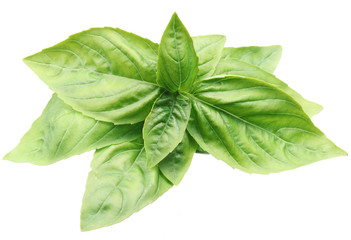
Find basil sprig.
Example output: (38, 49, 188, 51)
(4, 13, 346, 231)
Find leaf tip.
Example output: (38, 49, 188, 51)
(172, 12, 179, 19)
(23, 54, 34, 65)
(146, 160, 156, 169)
(2, 153, 10, 161)
(80, 222, 92, 232)
(170, 12, 183, 26)
(145, 153, 153, 169)
(274, 44, 283, 51)
(22, 54, 38, 71)
(304, 101, 323, 117)
(80, 214, 100, 232)
(338, 148, 348, 157)
(2, 150, 14, 161)
(172, 178, 182, 186)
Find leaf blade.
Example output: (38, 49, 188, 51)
(80, 140, 172, 231)
(156, 13, 198, 93)
(192, 35, 226, 79)
(24, 27, 162, 124)
(221, 45, 282, 73)
(143, 92, 191, 168)
(188, 76, 346, 174)
(158, 131, 197, 185)
(3, 95, 141, 165)
(212, 58, 323, 117)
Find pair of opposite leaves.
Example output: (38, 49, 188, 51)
(4, 13, 346, 231)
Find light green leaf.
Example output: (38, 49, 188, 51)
(143, 92, 191, 168)
(3, 94, 142, 165)
(156, 13, 198, 93)
(221, 45, 282, 73)
(187, 76, 346, 174)
(212, 58, 323, 117)
(192, 35, 226, 79)
(158, 131, 197, 185)
(24, 27, 162, 124)
(81, 139, 172, 231)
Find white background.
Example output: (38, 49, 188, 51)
(0, 0, 350, 239)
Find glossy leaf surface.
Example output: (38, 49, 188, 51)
(192, 35, 226, 79)
(213, 58, 322, 117)
(187, 76, 346, 174)
(158, 131, 197, 185)
(4, 95, 142, 165)
(81, 139, 172, 231)
(143, 92, 191, 168)
(221, 45, 282, 73)
(156, 13, 198, 93)
(24, 27, 162, 124)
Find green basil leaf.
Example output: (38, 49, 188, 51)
(24, 27, 162, 124)
(212, 58, 322, 117)
(221, 45, 282, 73)
(158, 131, 197, 185)
(156, 13, 198, 93)
(143, 92, 191, 168)
(80, 139, 172, 231)
(187, 76, 346, 174)
(192, 35, 226, 79)
(3, 94, 141, 165)
(196, 145, 208, 154)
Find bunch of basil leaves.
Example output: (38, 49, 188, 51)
(4, 13, 346, 231)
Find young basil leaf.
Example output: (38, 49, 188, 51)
(80, 139, 172, 231)
(158, 131, 197, 185)
(212, 58, 323, 117)
(187, 76, 346, 174)
(192, 35, 226, 79)
(156, 13, 198, 93)
(24, 27, 162, 124)
(221, 45, 282, 73)
(143, 92, 191, 168)
(3, 94, 142, 165)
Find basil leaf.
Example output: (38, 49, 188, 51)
(196, 145, 208, 154)
(158, 131, 197, 185)
(212, 58, 323, 117)
(187, 76, 346, 174)
(143, 92, 191, 168)
(80, 139, 172, 231)
(192, 35, 226, 79)
(221, 45, 282, 73)
(3, 94, 141, 165)
(156, 13, 198, 93)
(24, 27, 162, 124)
